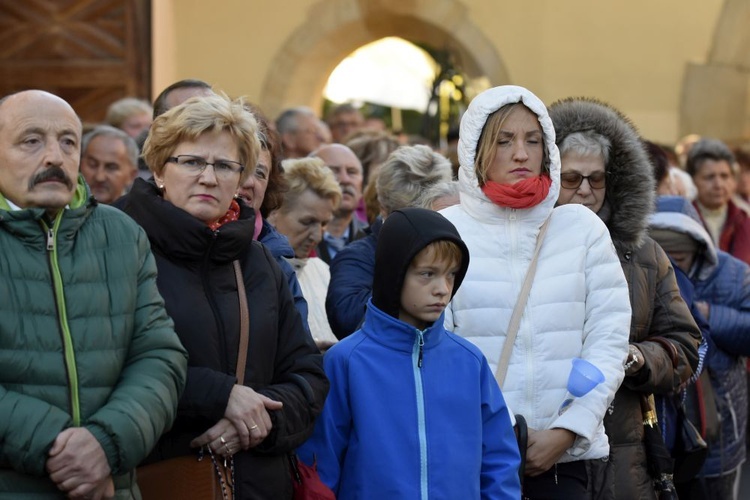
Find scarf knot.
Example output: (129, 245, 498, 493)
(481, 175, 551, 209)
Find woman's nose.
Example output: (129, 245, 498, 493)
(512, 142, 529, 161)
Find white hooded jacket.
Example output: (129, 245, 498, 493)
(441, 85, 631, 461)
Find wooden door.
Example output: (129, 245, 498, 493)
(0, 0, 151, 123)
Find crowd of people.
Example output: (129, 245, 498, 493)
(0, 77, 748, 500)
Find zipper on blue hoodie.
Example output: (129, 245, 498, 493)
(412, 328, 428, 499)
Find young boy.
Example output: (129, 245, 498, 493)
(298, 207, 521, 499)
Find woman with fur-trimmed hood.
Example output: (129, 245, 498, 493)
(550, 98, 701, 499)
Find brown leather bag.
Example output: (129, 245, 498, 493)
(137, 261, 249, 499)
(137, 454, 229, 500)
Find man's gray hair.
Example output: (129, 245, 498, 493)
(275, 107, 317, 135)
(686, 138, 736, 176)
(82, 125, 139, 169)
(376, 145, 453, 216)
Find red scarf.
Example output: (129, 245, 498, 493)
(481, 175, 552, 209)
(208, 199, 241, 231)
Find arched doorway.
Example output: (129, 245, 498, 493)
(259, 0, 508, 118)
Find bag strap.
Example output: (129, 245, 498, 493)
(233, 260, 250, 384)
(494, 217, 551, 388)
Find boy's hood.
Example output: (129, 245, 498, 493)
(372, 207, 470, 320)
(649, 195, 718, 280)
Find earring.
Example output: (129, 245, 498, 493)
(158, 184, 164, 190)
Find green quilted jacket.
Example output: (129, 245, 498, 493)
(0, 178, 188, 498)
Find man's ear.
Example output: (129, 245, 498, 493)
(128, 166, 138, 182)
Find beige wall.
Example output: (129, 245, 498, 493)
(154, 0, 727, 143)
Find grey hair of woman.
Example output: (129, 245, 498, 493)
(376, 144, 453, 216)
(416, 180, 460, 210)
(558, 130, 612, 164)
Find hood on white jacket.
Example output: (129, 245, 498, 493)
(458, 85, 561, 220)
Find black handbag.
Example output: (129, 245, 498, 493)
(672, 402, 708, 483)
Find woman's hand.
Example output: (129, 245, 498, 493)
(224, 385, 283, 449)
(525, 428, 576, 477)
(190, 418, 240, 457)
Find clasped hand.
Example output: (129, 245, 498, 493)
(190, 384, 283, 455)
(46, 427, 114, 499)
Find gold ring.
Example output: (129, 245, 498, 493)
(249, 424, 259, 431)
(220, 435, 227, 445)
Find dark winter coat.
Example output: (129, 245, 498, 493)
(0, 178, 188, 497)
(325, 217, 382, 339)
(315, 216, 367, 264)
(118, 179, 328, 500)
(652, 196, 750, 477)
(550, 98, 701, 500)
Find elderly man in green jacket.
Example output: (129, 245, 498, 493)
(0, 90, 188, 499)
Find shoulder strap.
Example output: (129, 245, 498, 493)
(233, 260, 250, 384)
(494, 217, 551, 388)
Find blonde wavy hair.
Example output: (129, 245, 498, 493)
(142, 93, 260, 184)
(279, 157, 342, 210)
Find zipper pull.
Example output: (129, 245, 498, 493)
(46, 227, 55, 251)
(417, 330, 425, 368)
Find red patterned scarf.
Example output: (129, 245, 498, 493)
(208, 199, 241, 231)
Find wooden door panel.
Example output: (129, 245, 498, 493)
(0, 0, 151, 123)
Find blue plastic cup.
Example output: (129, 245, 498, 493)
(567, 358, 605, 397)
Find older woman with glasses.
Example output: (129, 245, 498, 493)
(550, 98, 700, 500)
(116, 94, 328, 499)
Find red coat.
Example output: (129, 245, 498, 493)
(694, 199, 750, 265)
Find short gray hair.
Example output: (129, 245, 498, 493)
(376, 145, 453, 215)
(82, 125, 139, 169)
(416, 180, 460, 209)
(686, 138, 736, 177)
(558, 131, 611, 164)
(276, 107, 317, 135)
(105, 97, 152, 128)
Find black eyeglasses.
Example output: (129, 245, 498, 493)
(166, 155, 244, 179)
(560, 171, 607, 189)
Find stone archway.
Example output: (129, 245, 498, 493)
(259, 0, 509, 118)
(680, 0, 750, 142)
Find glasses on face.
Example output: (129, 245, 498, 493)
(166, 155, 244, 179)
(560, 171, 607, 189)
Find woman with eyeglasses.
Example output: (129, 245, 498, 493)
(116, 94, 328, 499)
(550, 98, 700, 500)
(440, 85, 631, 499)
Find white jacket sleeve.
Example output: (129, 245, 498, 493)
(550, 220, 630, 457)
